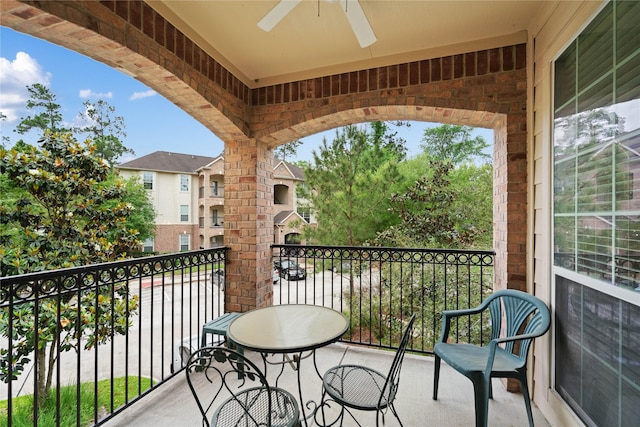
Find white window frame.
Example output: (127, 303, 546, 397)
(179, 234, 190, 251)
(180, 205, 189, 222)
(143, 171, 153, 190)
(142, 237, 154, 252)
(180, 174, 190, 192)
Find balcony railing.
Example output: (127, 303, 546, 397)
(1, 245, 493, 425)
(1, 248, 226, 426)
(272, 245, 495, 354)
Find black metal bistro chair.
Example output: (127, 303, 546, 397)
(186, 346, 301, 427)
(432, 289, 551, 427)
(316, 313, 416, 427)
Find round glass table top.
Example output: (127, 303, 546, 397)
(227, 304, 348, 353)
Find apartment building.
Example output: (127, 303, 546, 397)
(273, 160, 311, 244)
(117, 151, 312, 253)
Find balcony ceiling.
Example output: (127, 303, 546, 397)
(149, 0, 544, 88)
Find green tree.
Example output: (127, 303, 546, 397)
(299, 123, 404, 246)
(76, 99, 134, 165)
(365, 121, 408, 166)
(14, 83, 68, 137)
(375, 160, 477, 248)
(449, 162, 493, 249)
(113, 174, 156, 244)
(420, 124, 490, 165)
(274, 140, 303, 162)
(0, 132, 141, 407)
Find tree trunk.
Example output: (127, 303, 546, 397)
(35, 334, 60, 409)
(35, 347, 47, 408)
(45, 335, 59, 396)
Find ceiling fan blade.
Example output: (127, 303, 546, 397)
(340, 0, 376, 48)
(258, 0, 302, 32)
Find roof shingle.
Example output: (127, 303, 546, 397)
(118, 151, 217, 173)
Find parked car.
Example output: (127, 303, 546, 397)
(274, 259, 306, 280)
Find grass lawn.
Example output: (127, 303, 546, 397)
(0, 376, 152, 427)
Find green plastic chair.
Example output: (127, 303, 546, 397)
(432, 290, 550, 427)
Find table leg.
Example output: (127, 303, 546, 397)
(296, 350, 324, 427)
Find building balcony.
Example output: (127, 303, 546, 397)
(0, 246, 549, 427)
(103, 342, 549, 427)
(198, 186, 225, 200)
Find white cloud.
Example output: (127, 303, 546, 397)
(0, 52, 51, 122)
(129, 90, 156, 101)
(79, 89, 113, 99)
(70, 106, 96, 130)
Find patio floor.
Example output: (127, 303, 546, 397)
(102, 342, 550, 427)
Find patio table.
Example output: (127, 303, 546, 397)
(227, 304, 348, 427)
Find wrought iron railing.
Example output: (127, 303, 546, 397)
(0, 248, 226, 426)
(1, 244, 493, 425)
(272, 245, 495, 354)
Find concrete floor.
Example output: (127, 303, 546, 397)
(103, 342, 550, 427)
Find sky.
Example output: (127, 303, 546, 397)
(0, 26, 493, 164)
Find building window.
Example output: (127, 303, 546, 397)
(179, 234, 190, 251)
(142, 237, 154, 252)
(274, 184, 289, 204)
(211, 209, 219, 226)
(180, 174, 190, 192)
(298, 207, 311, 223)
(553, 1, 640, 425)
(211, 180, 219, 196)
(143, 172, 153, 190)
(180, 205, 189, 222)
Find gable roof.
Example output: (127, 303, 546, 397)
(274, 210, 305, 225)
(274, 159, 305, 180)
(197, 156, 225, 172)
(118, 151, 218, 173)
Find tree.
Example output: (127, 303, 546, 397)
(76, 99, 134, 165)
(0, 132, 141, 407)
(375, 160, 477, 248)
(274, 140, 303, 162)
(367, 121, 408, 165)
(449, 162, 493, 249)
(420, 124, 490, 165)
(100, 173, 156, 247)
(299, 123, 404, 246)
(14, 83, 68, 137)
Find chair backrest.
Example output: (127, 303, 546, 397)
(185, 346, 270, 427)
(485, 290, 551, 362)
(379, 313, 417, 408)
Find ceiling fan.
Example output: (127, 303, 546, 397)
(258, 0, 377, 48)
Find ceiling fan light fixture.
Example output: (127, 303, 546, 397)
(340, 0, 376, 47)
(257, 0, 302, 32)
(257, 0, 376, 48)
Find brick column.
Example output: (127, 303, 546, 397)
(224, 138, 274, 312)
(493, 112, 528, 393)
(493, 112, 528, 295)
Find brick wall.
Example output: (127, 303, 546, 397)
(154, 224, 199, 253)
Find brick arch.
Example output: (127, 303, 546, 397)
(257, 106, 504, 149)
(1, 0, 527, 307)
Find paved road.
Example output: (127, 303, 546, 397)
(1, 269, 350, 401)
